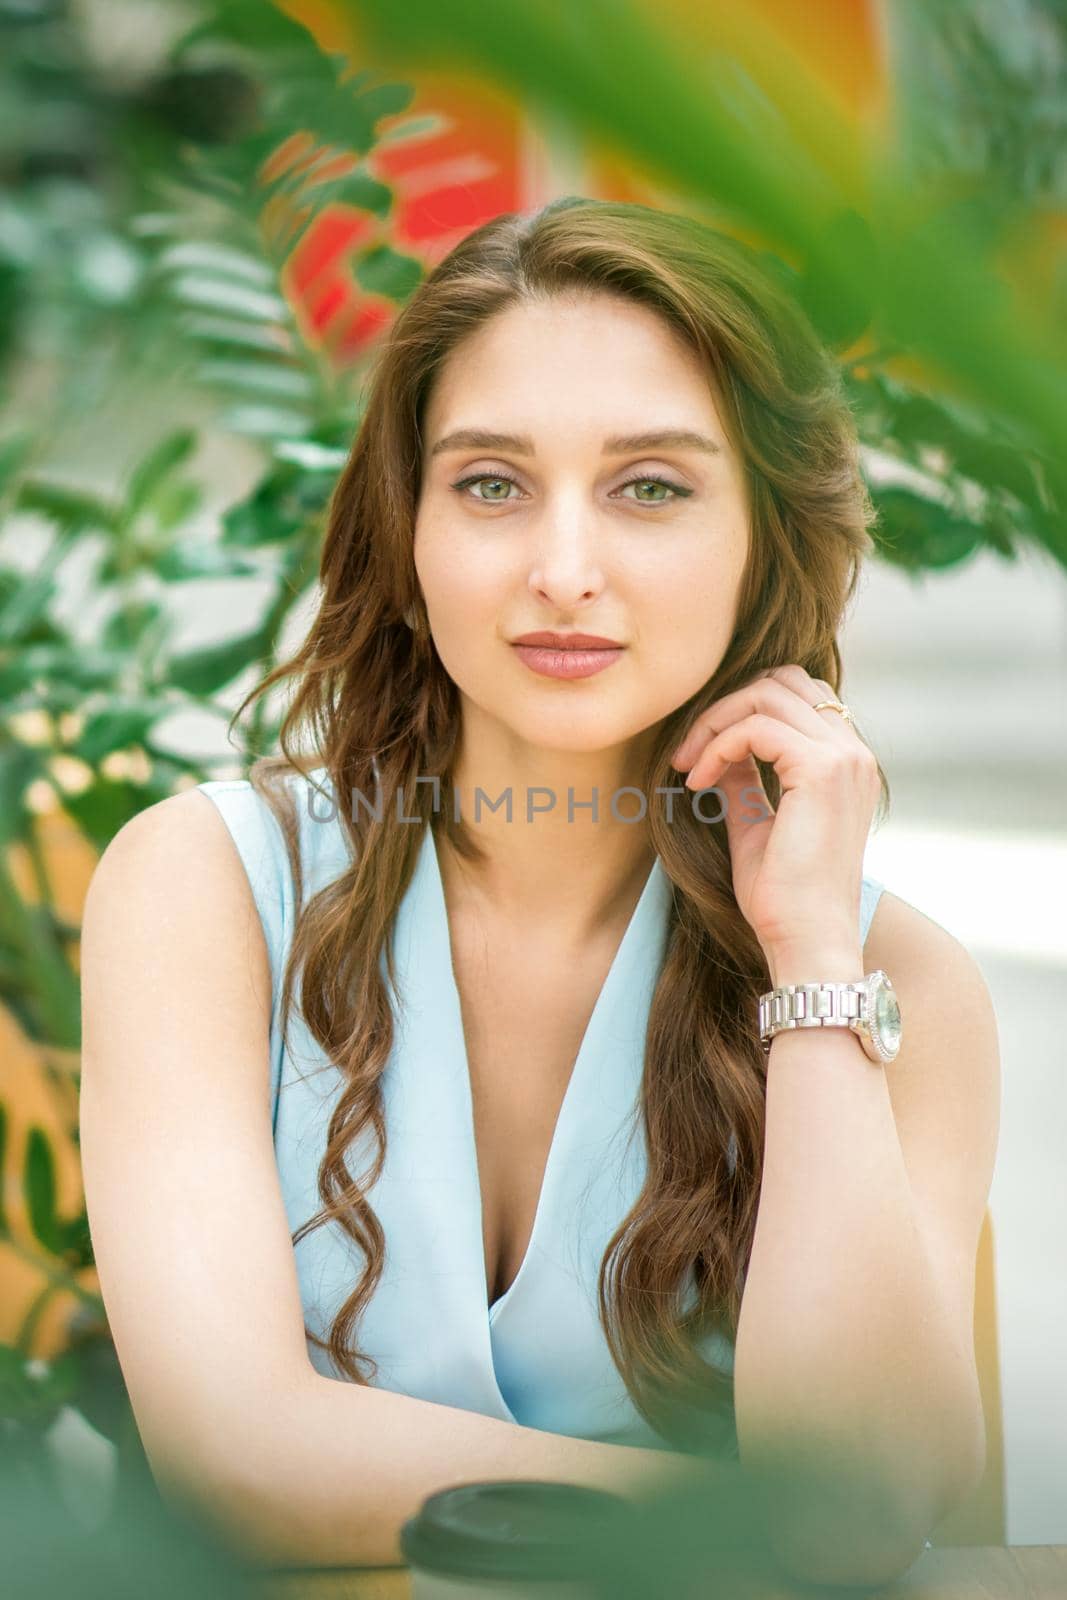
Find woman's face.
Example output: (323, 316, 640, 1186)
(414, 291, 751, 766)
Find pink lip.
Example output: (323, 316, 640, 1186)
(511, 643, 625, 680)
(511, 631, 623, 649)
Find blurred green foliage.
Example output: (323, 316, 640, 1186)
(0, 0, 427, 1558)
(0, 0, 1060, 1579)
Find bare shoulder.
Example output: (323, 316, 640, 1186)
(862, 886, 1001, 1104)
(84, 786, 271, 1016)
(90, 784, 250, 884)
(863, 887, 998, 1032)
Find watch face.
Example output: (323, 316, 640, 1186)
(870, 973, 902, 1059)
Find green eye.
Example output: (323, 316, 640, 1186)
(449, 472, 693, 506)
(452, 473, 521, 502)
(622, 477, 683, 502)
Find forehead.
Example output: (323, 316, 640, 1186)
(423, 294, 729, 452)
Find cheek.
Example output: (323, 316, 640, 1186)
(417, 522, 482, 604)
(418, 537, 506, 646)
(673, 581, 735, 642)
(434, 567, 497, 623)
(649, 553, 736, 638)
(640, 562, 740, 696)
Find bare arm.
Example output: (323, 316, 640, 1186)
(78, 790, 703, 1571)
(207, 1369, 718, 1569)
(733, 897, 997, 1588)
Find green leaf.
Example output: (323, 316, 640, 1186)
(0, 431, 33, 490)
(377, 111, 449, 145)
(0, 743, 45, 848)
(148, 477, 203, 534)
(870, 484, 986, 570)
(123, 428, 198, 521)
(354, 244, 424, 302)
(197, 358, 314, 399)
(868, 373, 1049, 516)
(983, 505, 1018, 561)
(171, 0, 322, 55)
(168, 272, 291, 323)
(221, 463, 332, 546)
(0, 657, 36, 702)
(179, 313, 296, 355)
(307, 415, 361, 452)
(216, 402, 312, 438)
(62, 1337, 133, 1448)
(273, 163, 392, 219)
(355, 79, 417, 124)
(0, 987, 37, 1049)
(270, 69, 402, 155)
(13, 480, 119, 533)
(59, 777, 164, 856)
(273, 440, 348, 471)
(74, 700, 172, 765)
(16, 643, 129, 691)
(100, 601, 166, 652)
(57, 1207, 92, 1265)
(155, 241, 276, 286)
(168, 622, 273, 695)
(0, 568, 57, 647)
(23, 1127, 62, 1258)
(0, 1344, 80, 1428)
(797, 208, 879, 350)
(153, 542, 265, 580)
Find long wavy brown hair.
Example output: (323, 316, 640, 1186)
(229, 196, 889, 1454)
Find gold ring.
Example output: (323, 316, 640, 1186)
(813, 700, 855, 726)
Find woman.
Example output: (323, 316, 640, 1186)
(78, 197, 999, 1579)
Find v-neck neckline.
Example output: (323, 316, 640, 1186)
(421, 821, 666, 1326)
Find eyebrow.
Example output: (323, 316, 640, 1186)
(429, 427, 723, 459)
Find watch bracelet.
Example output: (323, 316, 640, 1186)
(759, 978, 866, 1055)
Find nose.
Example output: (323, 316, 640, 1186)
(526, 505, 608, 612)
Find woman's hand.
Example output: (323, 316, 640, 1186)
(669, 663, 881, 971)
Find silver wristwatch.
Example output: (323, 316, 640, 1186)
(759, 969, 902, 1064)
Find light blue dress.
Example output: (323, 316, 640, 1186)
(197, 765, 886, 1457)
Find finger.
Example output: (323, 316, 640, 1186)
(672, 678, 842, 772)
(766, 665, 860, 745)
(713, 751, 776, 827)
(685, 752, 771, 819)
(683, 713, 822, 792)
